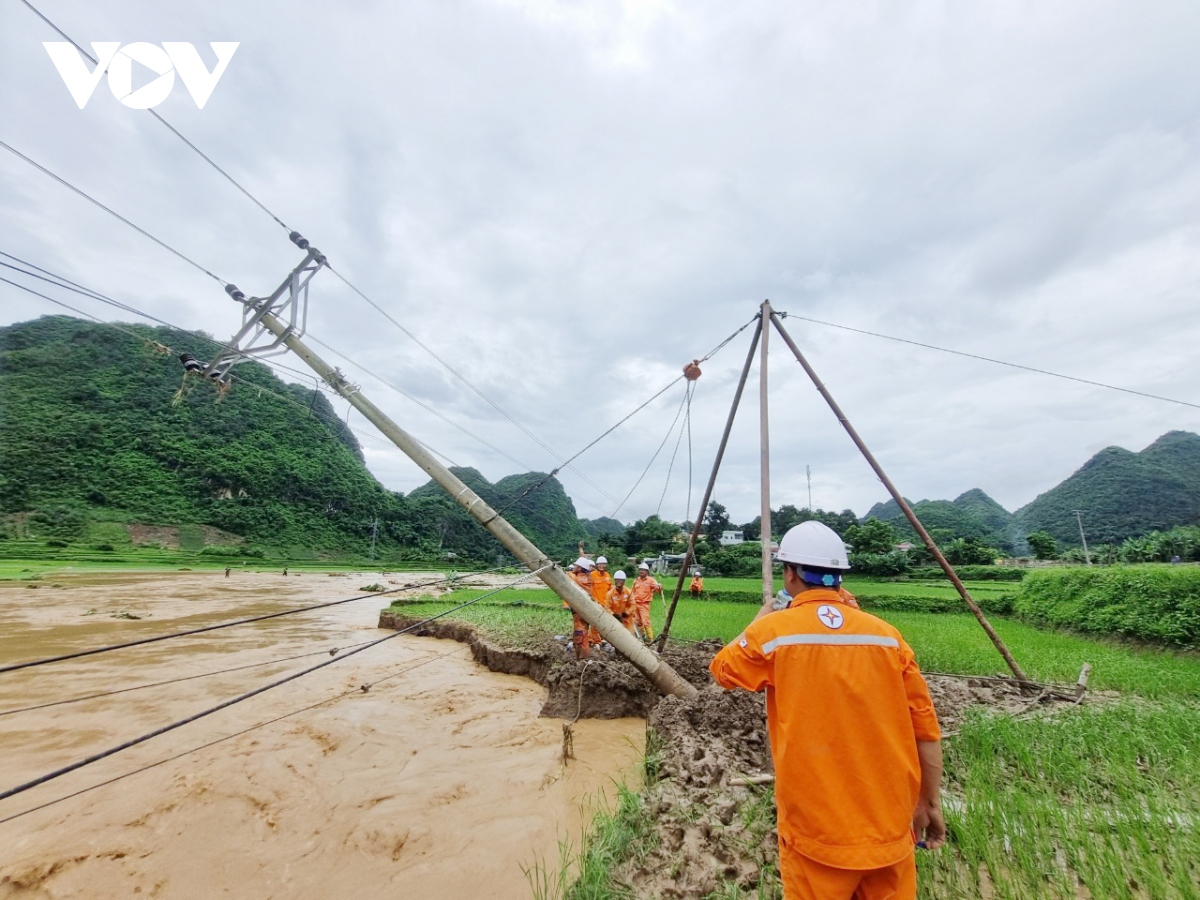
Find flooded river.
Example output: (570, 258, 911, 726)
(0, 569, 644, 899)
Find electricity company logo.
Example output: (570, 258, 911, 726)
(43, 42, 240, 110)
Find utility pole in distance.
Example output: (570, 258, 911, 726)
(1074, 511, 1092, 566)
(806, 464, 812, 512)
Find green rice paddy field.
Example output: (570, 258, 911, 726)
(391, 576, 1200, 899)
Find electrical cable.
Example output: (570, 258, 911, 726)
(0, 637, 387, 718)
(685, 381, 694, 524)
(0, 644, 463, 827)
(0, 265, 457, 465)
(779, 312, 1200, 411)
(0, 566, 551, 804)
(308, 335, 614, 520)
(0, 139, 226, 286)
(608, 385, 690, 520)
(490, 315, 759, 521)
(0, 267, 587, 535)
(491, 374, 685, 520)
(328, 265, 622, 505)
(0, 252, 320, 388)
(17, 0, 295, 236)
(0, 569, 507, 676)
(14, 0, 647, 507)
(656, 382, 693, 518)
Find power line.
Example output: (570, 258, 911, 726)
(657, 381, 694, 518)
(609, 383, 690, 520)
(328, 265, 621, 506)
(0, 566, 551, 804)
(16, 0, 597, 495)
(0, 637, 384, 718)
(0, 644, 460, 827)
(309, 335, 613, 519)
(17, 0, 295, 235)
(0, 569, 505, 676)
(490, 315, 759, 521)
(0, 251, 320, 387)
(0, 255, 463, 466)
(781, 312, 1200, 412)
(0, 138, 227, 286)
(0, 264, 590, 541)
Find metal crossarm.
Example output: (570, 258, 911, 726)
(205, 244, 325, 381)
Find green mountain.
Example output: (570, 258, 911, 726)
(580, 516, 626, 540)
(866, 490, 1018, 552)
(0, 315, 586, 562)
(1015, 432, 1200, 546)
(863, 432, 1200, 551)
(408, 467, 586, 560)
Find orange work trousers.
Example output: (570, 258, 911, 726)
(571, 613, 591, 657)
(779, 844, 915, 900)
(634, 602, 653, 639)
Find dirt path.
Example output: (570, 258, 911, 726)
(0, 570, 643, 899)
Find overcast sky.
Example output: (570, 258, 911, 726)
(3, 1, 1199, 528)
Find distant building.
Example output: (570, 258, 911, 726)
(720, 530, 745, 546)
(894, 542, 915, 552)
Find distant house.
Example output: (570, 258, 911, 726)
(894, 542, 915, 552)
(720, 530, 745, 546)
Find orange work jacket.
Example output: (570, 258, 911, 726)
(590, 570, 613, 605)
(709, 588, 940, 871)
(630, 575, 662, 606)
(606, 585, 636, 622)
(566, 569, 593, 608)
(689, 576, 704, 593)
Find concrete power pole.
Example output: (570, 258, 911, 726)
(253, 309, 698, 701)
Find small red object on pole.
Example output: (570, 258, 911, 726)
(683, 360, 702, 381)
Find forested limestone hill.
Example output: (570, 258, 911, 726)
(1015, 431, 1200, 546)
(0, 315, 585, 561)
(865, 490, 1019, 552)
(864, 432, 1200, 549)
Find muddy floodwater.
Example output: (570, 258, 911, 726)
(0, 570, 644, 899)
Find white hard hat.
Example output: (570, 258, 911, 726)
(574, 556, 595, 571)
(776, 521, 851, 570)
(614, 570, 627, 580)
(596, 556, 607, 565)
(638, 563, 650, 571)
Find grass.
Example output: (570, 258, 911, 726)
(393, 586, 1200, 697)
(389, 577, 1200, 898)
(926, 701, 1200, 899)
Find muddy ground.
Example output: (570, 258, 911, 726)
(382, 613, 1089, 898)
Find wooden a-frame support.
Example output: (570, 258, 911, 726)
(659, 305, 1029, 685)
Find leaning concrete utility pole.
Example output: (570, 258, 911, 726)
(768, 311, 1030, 684)
(264, 314, 696, 699)
(204, 250, 697, 700)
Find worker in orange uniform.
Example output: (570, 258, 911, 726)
(567, 557, 596, 659)
(630, 563, 663, 641)
(709, 521, 944, 900)
(588, 556, 614, 646)
(689, 571, 704, 596)
(605, 571, 637, 634)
